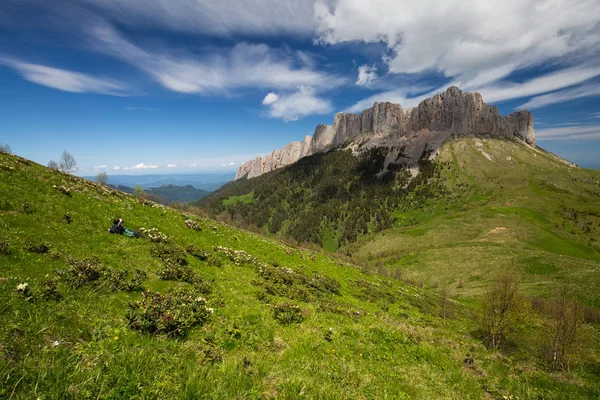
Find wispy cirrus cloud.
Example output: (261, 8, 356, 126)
(517, 83, 600, 109)
(0, 57, 133, 96)
(78, 0, 316, 37)
(92, 24, 344, 96)
(346, 66, 600, 114)
(536, 124, 600, 140)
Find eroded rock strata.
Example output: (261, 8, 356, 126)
(236, 86, 535, 180)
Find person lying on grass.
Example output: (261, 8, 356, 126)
(108, 218, 141, 238)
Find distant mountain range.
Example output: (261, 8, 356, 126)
(108, 183, 210, 204)
(82, 172, 235, 192)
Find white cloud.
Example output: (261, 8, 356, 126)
(262, 92, 279, 105)
(347, 66, 600, 114)
(0, 57, 133, 96)
(125, 106, 156, 111)
(315, 0, 600, 81)
(188, 163, 197, 168)
(167, 164, 178, 168)
(228, 162, 235, 166)
(112, 166, 121, 170)
(536, 124, 600, 140)
(517, 82, 600, 109)
(80, 0, 316, 37)
(345, 89, 427, 113)
(474, 66, 600, 103)
(263, 86, 333, 122)
(132, 162, 158, 169)
(93, 165, 107, 170)
(92, 25, 344, 95)
(356, 64, 378, 87)
(593, 112, 600, 118)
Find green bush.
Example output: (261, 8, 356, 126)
(158, 261, 200, 284)
(127, 289, 213, 337)
(272, 302, 304, 325)
(150, 242, 187, 265)
(40, 278, 61, 301)
(0, 238, 9, 255)
(186, 245, 210, 261)
(57, 258, 105, 288)
(23, 240, 49, 254)
(104, 268, 147, 292)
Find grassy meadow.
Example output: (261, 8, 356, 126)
(1, 148, 599, 398)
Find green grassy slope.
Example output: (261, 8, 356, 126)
(1, 152, 599, 399)
(354, 137, 600, 305)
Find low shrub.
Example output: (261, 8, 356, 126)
(0, 238, 9, 255)
(272, 302, 304, 325)
(139, 227, 170, 243)
(185, 245, 210, 260)
(22, 202, 34, 214)
(104, 268, 148, 292)
(158, 261, 200, 284)
(150, 242, 187, 265)
(127, 289, 213, 337)
(40, 278, 62, 301)
(57, 258, 105, 288)
(23, 240, 50, 254)
(185, 219, 201, 231)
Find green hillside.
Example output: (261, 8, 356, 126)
(353, 137, 600, 306)
(1, 151, 599, 399)
(201, 137, 600, 305)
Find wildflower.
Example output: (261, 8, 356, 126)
(206, 307, 214, 314)
(52, 340, 60, 348)
(16, 283, 28, 291)
(114, 336, 119, 340)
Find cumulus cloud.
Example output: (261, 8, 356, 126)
(315, 0, 600, 76)
(356, 64, 378, 87)
(167, 164, 178, 168)
(536, 124, 600, 140)
(263, 86, 333, 122)
(0, 58, 133, 96)
(318, 0, 600, 109)
(221, 162, 236, 167)
(262, 92, 279, 105)
(112, 166, 121, 170)
(92, 25, 344, 95)
(93, 165, 107, 170)
(132, 162, 158, 169)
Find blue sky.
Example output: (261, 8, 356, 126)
(1, 0, 599, 174)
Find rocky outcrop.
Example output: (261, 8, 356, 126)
(235, 86, 535, 180)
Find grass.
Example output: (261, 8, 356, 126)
(1, 150, 599, 398)
(354, 137, 600, 306)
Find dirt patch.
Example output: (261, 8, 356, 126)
(485, 227, 508, 235)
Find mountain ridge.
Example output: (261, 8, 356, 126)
(236, 86, 535, 180)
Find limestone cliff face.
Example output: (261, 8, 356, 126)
(235, 86, 535, 180)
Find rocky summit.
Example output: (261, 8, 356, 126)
(235, 86, 535, 180)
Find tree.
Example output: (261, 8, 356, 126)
(0, 143, 11, 154)
(96, 171, 108, 185)
(133, 185, 146, 199)
(59, 150, 77, 173)
(547, 284, 584, 372)
(47, 160, 59, 170)
(480, 272, 520, 349)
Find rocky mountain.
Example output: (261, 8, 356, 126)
(236, 86, 535, 180)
